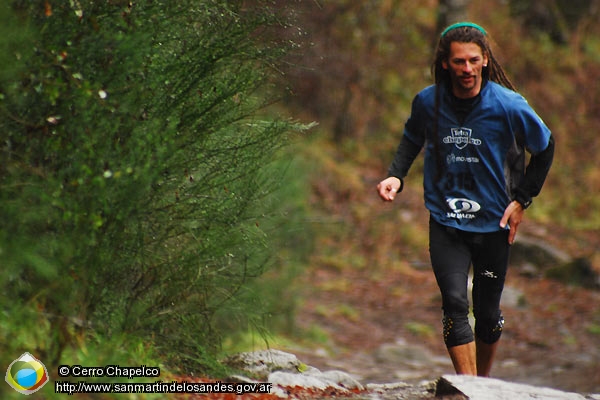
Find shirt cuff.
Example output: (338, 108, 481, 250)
(513, 189, 532, 209)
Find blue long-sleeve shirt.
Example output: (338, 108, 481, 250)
(388, 81, 553, 233)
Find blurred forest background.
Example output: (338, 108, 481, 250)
(1, 0, 599, 398)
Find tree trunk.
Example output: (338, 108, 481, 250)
(437, 0, 471, 34)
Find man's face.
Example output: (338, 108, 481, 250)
(442, 41, 488, 99)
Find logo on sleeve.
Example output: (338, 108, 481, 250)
(446, 198, 481, 219)
(443, 127, 481, 149)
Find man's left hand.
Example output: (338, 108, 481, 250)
(500, 200, 524, 244)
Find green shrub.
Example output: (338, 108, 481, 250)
(0, 0, 310, 375)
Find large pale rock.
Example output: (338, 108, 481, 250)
(267, 369, 364, 396)
(223, 349, 302, 380)
(268, 370, 336, 391)
(436, 374, 588, 400)
(224, 349, 364, 393)
(304, 368, 364, 390)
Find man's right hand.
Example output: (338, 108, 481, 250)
(377, 176, 402, 201)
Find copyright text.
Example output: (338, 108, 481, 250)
(58, 365, 160, 379)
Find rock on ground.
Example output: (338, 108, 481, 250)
(436, 374, 599, 400)
(223, 349, 600, 399)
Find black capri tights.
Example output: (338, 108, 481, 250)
(429, 218, 510, 348)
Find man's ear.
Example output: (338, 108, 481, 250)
(483, 54, 489, 67)
(442, 59, 448, 70)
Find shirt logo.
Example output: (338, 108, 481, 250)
(446, 198, 481, 220)
(447, 153, 480, 165)
(443, 127, 481, 149)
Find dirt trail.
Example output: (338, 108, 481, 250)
(291, 258, 600, 395)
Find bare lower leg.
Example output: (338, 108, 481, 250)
(447, 342, 476, 375)
(476, 338, 499, 377)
